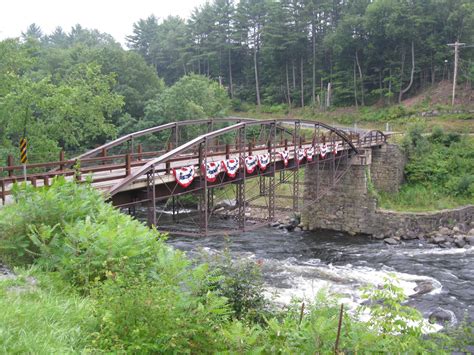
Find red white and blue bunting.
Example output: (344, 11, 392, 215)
(333, 142, 340, 155)
(278, 150, 289, 166)
(319, 144, 328, 159)
(296, 148, 306, 163)
(173, 166, 195, 188)
(245, 155, 258, 174)
(202, 161, 221, 182)
(306, 146, 315, 162)
(223, 158, 239, 178)
(258, 154, 270, 171)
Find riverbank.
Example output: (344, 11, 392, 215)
(2, 179, 472, 353)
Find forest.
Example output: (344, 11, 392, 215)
(0, 0, 473, 163)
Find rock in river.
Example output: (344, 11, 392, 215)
(384, 237, 399, 245)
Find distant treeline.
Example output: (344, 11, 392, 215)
(126, 0, 473, 107)
(0, 0, 473, 164)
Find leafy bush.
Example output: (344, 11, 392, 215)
(198, 249, 271, 322)
(0, 178, 105, 264)
(92, 269, 230, 353)
(0, 178, 180, 290)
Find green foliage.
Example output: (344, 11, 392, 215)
(145, 74, 231, 122)
(1, 180, 471, 352)
(380, 126, 474, 211)
(198, 249, 270, 322)
(0, 178, 105, 264)
(0, 268, 96, 353)
(92, 270, 229, 353)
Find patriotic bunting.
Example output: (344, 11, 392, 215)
(296, 148, 306, 163)
(223, 158, 239, 178)
(306, 146, 315, 162)
(278, 150, 289, 166)
(320, 144, 328, 159)
(173, 166, 195, 188)
(202, 161, 221, 182)
(245, 155, 258, 174)
(258, 154, 270, 171)
(333, 142, 340, 155)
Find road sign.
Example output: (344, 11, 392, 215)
(20, 137, 28, 164)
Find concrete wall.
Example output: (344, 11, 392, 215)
(301, 144, 474, 237)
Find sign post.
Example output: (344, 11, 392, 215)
(20, 137, 28, 181)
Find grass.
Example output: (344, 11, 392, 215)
(0, 267, 96, 354)
(377, 185, 473, 212)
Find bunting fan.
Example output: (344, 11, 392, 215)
(306, 146, 315, 162)
(296, 148, 306, 163)
(244, 155, 258, 174)
(320, 143, 328, 158)
(223, 158, 239, 178)
(173, 166, 195, 188)
(258, 154, 270, 171)
(202, 161, 221, 182)
(278, 150, 289, 166)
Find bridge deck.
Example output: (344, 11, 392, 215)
(0, 137, 385, 206)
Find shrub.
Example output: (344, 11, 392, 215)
(0, 178, 178, 290)
(198, 249, 271, 322)
(0, 178, 104, 264)
(92, 268, 230, 353)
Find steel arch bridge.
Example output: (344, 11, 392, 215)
(0, 118, 387, 236)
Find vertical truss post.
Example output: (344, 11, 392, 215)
(172, 196, 176, 222)
(259, 175, 266, 196)
(280, 138, 288, 182)
(293, 121, 301, 211)
(146, 165, 156, 227)
(315, 124, 320, 199)
(208, 188, 214, 212)
(236, 125, 246, 230)
(173, 123, 179, 148)
(331, 134, 336, 186)
(268, 122, 276, 221)
(198, 141, 208, 235)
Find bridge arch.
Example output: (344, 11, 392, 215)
(74, 117, 258, 161)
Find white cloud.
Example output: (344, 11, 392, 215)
(0, 0, 206, 44)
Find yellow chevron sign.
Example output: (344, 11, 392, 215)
(19, 137, 28, 164)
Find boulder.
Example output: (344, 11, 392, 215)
(468, 228, 474, 237)
(465, 236, 474, 245)
(401, 231, 417, 240)
(294, 227, 302, 232)
(438, 227, 451, 236)
(414, 281, 434, 295)
(454, 236, 466, 248)
(270, 222, 280, 228)
(213, 199, 237, 211)
(432, 236, 447, 244)
(429, 308, 453, 325)
(384, 237, 399, 245)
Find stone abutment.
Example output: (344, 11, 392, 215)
(302, 144, 474, 237)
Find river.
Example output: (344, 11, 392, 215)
(166, 226, 474, 327)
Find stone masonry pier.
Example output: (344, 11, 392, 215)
(302, 144, 474, 237)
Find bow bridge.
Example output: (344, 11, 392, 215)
(0, 118, 388, 236)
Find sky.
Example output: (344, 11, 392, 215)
(0, 0, 207, 45)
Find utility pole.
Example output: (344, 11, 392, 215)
(447, 41, 465, 106)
